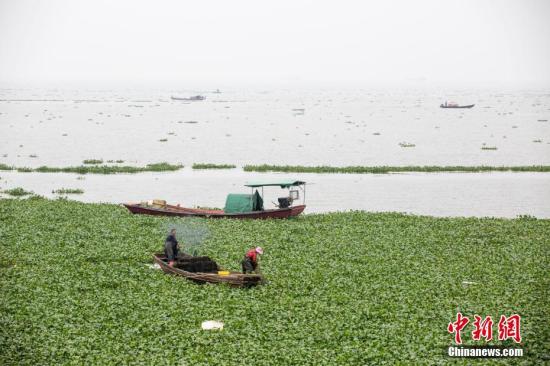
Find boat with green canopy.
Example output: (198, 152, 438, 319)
(123, 180, 306, 219)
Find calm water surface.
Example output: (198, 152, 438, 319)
(0, 88, 549, 167)
(1, 170, 548, 218)
(1, 88, 549, 218)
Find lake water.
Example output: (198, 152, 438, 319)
(1, 169, 549, 219)
(1, 87, 549, 218)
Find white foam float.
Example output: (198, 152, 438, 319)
(201, 320, 224, 330)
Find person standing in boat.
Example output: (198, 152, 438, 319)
(242, 246, 263, 274)
(164, 228, 180, 267)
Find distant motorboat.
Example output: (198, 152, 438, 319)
(440, 101, 475, 109)
(212, 89, 222, 94)
(171, 95, 206, 101)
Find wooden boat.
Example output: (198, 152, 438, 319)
(440, 102, 475, 109)
(153, 253, 262, 287)
(124, 179, 307, 219)
(124, 203, 306, 219)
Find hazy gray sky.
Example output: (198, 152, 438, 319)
(1, 0, 549, 87)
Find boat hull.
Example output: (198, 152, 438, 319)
(440, 104, 475, 109)
(124, 203, 306, 219)
(153, 253, 262, 287)
(171, 96, 205, 101)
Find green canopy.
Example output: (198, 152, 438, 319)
(244, 180, 305, 188)
(224, 191, 264, 213)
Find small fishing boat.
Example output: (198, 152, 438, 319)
(153, 253, 263, 287)
(440, 101, 475, 108)
(124, 180, 307, 219)
(171, 95, 206, 101)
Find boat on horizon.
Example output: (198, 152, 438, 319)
(171, 95, 206, 101)
(440, 101, 475, 109)
(123, 180, 307, 219)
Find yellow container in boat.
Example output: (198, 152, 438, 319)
(218, 271, 230, 276)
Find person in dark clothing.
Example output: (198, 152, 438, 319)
(241, 246, 263, 274)
(164, 228, 179, 267)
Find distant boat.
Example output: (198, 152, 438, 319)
(440, 101, 475, 109)
(212, 89, 222, 94)
(171, 95, 206, 101)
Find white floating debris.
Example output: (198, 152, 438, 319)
(145, 263, 161, 270)
(462, 281, 477, 285)
(201, 320, 224, 330)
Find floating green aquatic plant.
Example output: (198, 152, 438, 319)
(16, 167, 33, 173)
(243, 164, 550, 174)
(192, 163, 237, 170)
(3, 187, 33, 196)
(30, 162, 183, 174)
(52, 188, 84, 194)
(398, 142, 416, 148)
(0, 199, 548, 364)
(83, 159, 104, 164)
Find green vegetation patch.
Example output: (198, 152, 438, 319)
(2, 187, 34, 196)
(16, 167, 33, 173)
(243, 164, 550, 174)
(0, 199, 548, 365)
(3, 163, 182, 174)
(52, 188, 84, 194)
(192, 163, 237, 170)
(83, 159, 104, 164)
(29, 162, 182, 174)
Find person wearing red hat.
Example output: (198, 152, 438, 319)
(242, 246, 263, 274)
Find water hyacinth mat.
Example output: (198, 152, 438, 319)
(0, 197, 548, 365)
